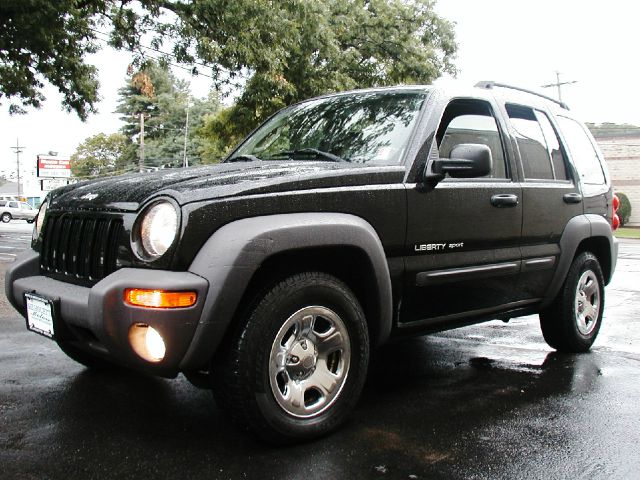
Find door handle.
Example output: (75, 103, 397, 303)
(563, 193, 583, 204)
(491, 194, 519, 208)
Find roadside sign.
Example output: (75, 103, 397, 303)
(40, 178, 69, 191)
(37, 155, 71, 178)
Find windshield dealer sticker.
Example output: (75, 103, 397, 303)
(414, 242, 464, 253)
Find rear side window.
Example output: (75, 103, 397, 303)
(506, 104, 568, 181)
(556, 116, 606, 185)
(9, 201, 19, 208)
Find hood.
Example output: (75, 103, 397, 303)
(48, 161, 406, 212)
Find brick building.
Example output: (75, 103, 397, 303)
(588, 124, 640, 226)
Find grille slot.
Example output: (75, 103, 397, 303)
(41, 214, 124, 283)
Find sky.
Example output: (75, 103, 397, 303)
(2, 0, 640, 177)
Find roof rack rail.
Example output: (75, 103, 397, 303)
(475, 81, 569, 110)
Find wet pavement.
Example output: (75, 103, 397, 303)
(1, 239, 639, 479)
(0, 221, 32, 263)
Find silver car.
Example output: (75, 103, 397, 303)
(0, 200, 37, 223)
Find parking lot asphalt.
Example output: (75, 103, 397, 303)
(1, 231, 639, 479)
(0, 220, 32, 264)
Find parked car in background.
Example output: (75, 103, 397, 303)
(0, 200, 38, 223)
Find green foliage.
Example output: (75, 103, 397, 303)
(196, 0, 458, 151)
(116, 60, 221, 167)
(71, 133, 135, 178)
(1, 0, 457, 136)
(617, 192, 632, 226)
(0, 0, 102, 120)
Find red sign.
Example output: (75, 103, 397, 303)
(37, 156, 71, 178)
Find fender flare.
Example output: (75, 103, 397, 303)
(179, 212, 393, 370)
(541, 214, 617, 308)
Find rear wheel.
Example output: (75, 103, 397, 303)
(1, 213, 11, 223)
(540, 252, 604, 352)
(212, 272, 369, 444)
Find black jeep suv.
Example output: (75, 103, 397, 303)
(6, 82, 619, 443)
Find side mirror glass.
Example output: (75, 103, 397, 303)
(423, 143, 493, 186)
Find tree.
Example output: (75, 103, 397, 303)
(0, 0, 102, 120)
(198, 0, 458, 154)
(1, 1, 456, 125)
(617, 192, 632, 226)
(71, 133, 134, 178)
(116, 60, 221, 167)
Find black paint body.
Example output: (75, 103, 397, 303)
(6, 85, 618, 378)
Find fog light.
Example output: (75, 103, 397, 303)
(129, 324, 166, 363)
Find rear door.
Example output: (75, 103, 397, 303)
(401, 97, 523, 326)
(504, 104, 584, 300)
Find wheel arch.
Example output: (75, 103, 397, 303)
(542, 214, 618, 308)
(180, 213, 393, 370)
(240, 245, 384, 347)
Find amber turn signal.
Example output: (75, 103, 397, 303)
(124, 289, 197, 308)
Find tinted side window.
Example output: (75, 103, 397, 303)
(437, 100, 507, 178)
(507, 104, 559, 180)
(535, 111, 568, 180)
(9, 201, 19, 208)
(556, 116, 606, 185)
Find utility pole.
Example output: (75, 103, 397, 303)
(541, 71, 577, 103)
(10, 138, 25, 197)
(139, 113, 145, 173)
(183, 101, 190, 168)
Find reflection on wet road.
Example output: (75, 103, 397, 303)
(1, 241, 639, 479)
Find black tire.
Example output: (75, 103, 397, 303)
(26, 219, 34, 224)
(1, 212, 11, 223)
(540, 252, 605, 353)
(56, 340, 116, 369)
(212, 272, 369, 444)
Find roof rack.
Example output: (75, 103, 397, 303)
(475, 81, 569, 110)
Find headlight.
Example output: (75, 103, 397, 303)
(136, 201, 179, 260)
(34, 201, 48, 239)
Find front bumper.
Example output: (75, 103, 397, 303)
(6, 250, 209, 377)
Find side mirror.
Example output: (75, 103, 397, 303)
(423, 143, 493, 186)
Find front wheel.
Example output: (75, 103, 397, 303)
(1, 213, 11, 223)
(212, 272, 369, 444)
(540, 252, 605, 352)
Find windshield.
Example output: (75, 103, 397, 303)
(232, 90, 427, 165)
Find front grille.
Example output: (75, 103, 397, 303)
(40, 213, 124, 283)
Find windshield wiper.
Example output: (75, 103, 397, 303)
(225, 154, 262, 163)
(266, 148, 345, 163)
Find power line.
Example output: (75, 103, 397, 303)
(90, 27, 219, 71)
(89, 28, 217, 80)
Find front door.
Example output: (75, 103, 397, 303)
(401, 98, 523, 327)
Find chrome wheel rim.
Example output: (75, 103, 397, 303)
(575, 270, 600, 336)
(268, 306, 351, 418)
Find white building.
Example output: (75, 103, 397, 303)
(590, 124, 640, 226)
